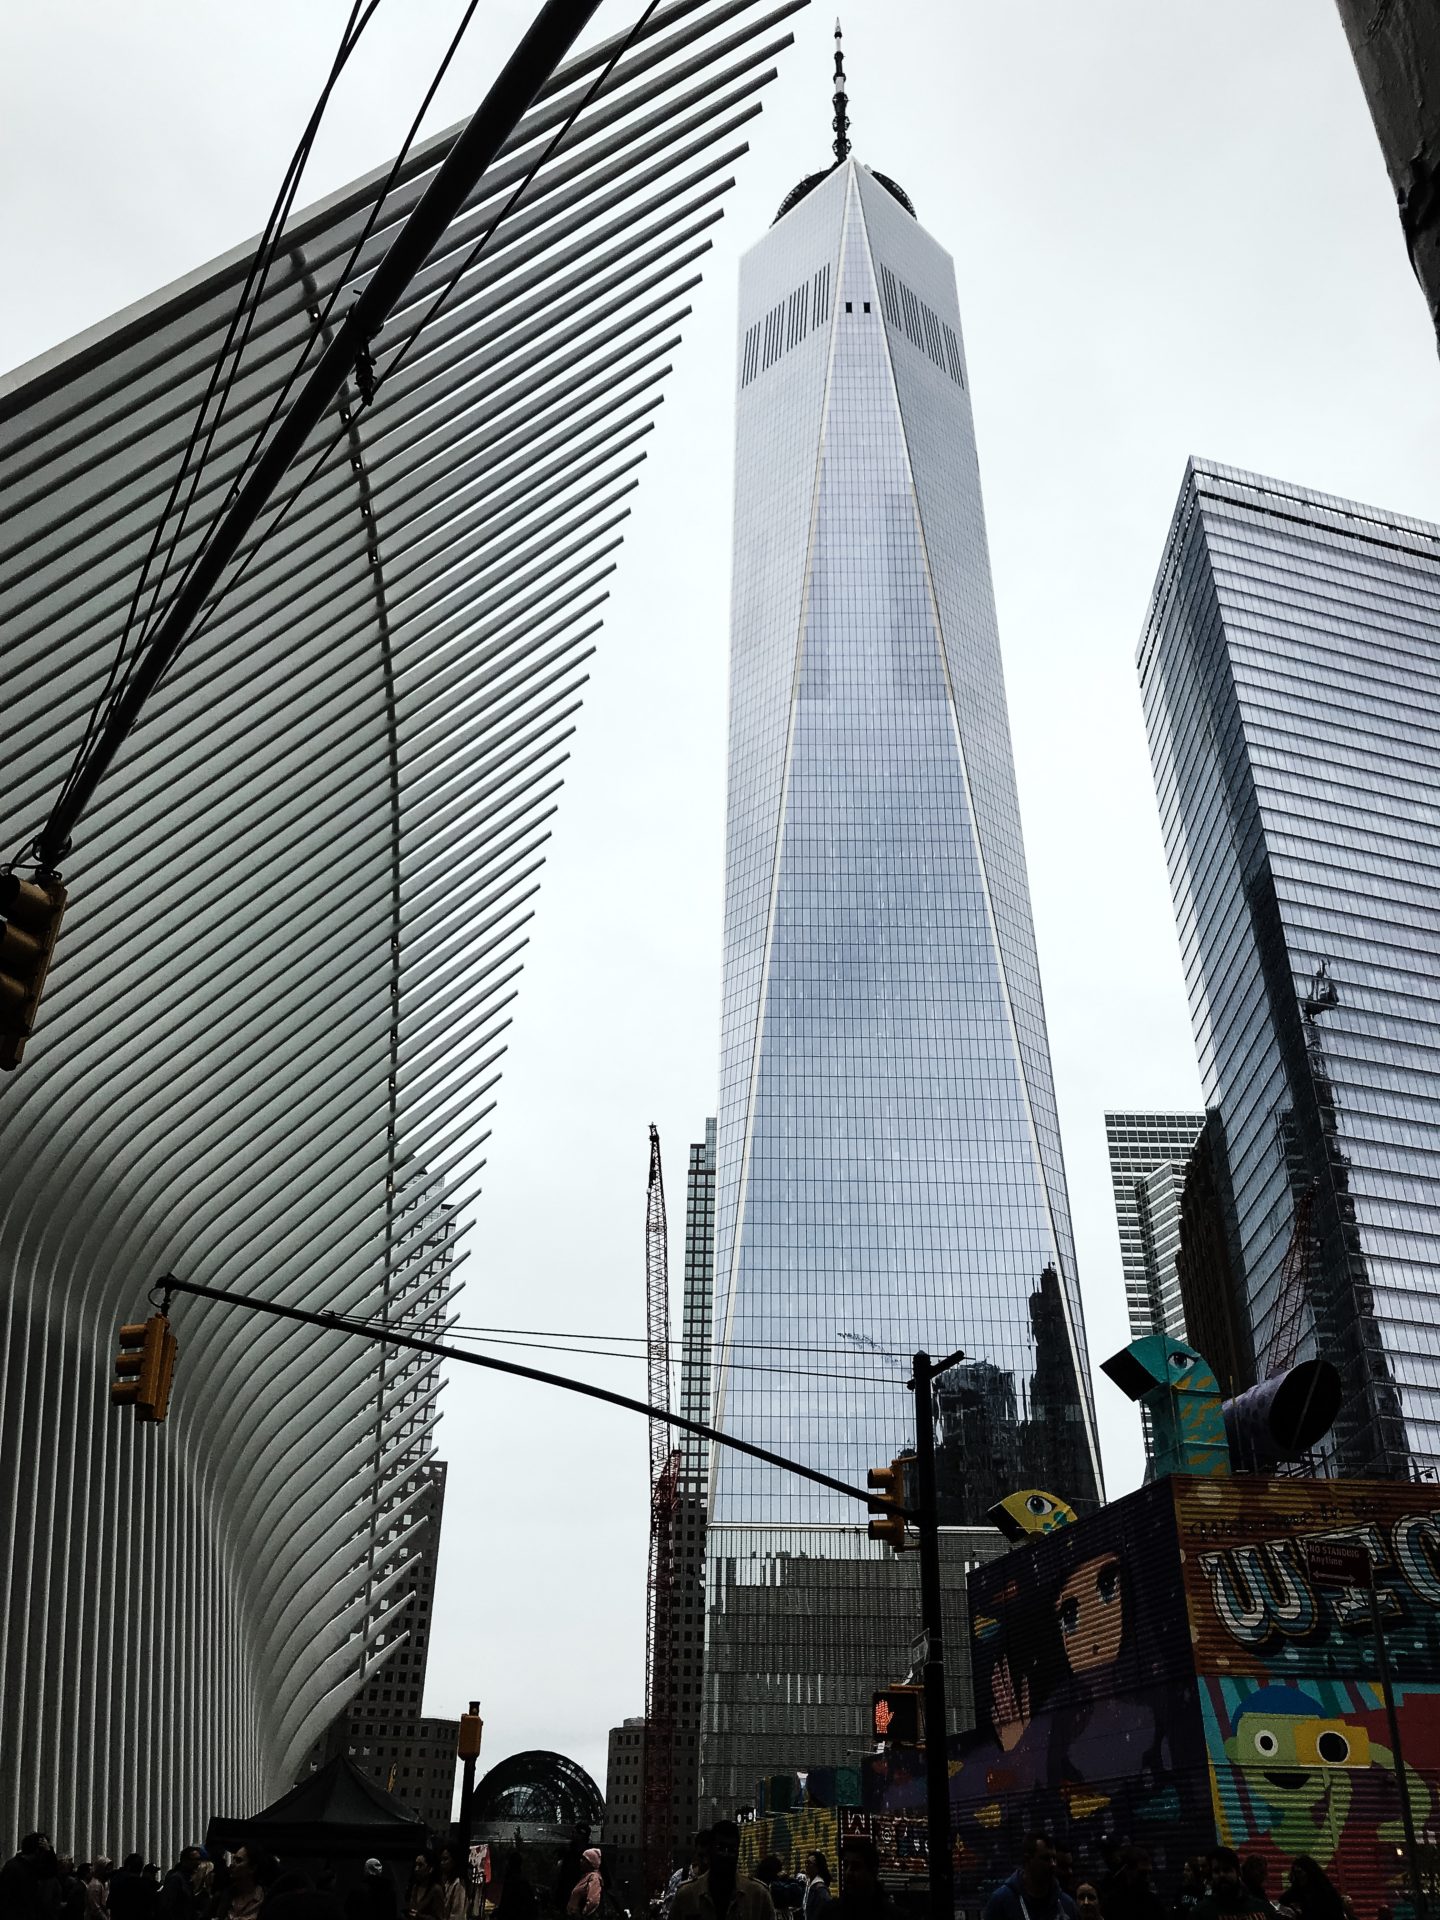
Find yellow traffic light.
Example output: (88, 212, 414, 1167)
(458, 1704, 484, 1761)
(111, 1315, 178, 1424)
(0, 872, 67, 1070)
(867, 1457, 909, 1552)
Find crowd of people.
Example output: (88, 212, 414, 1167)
(981, 1835, 1366, 1920)
(0, 1834, 479, 1920)
(658, 1822, 915, 1920)
(651, 1829, 1372, 1920)
(3, 1827, 1378, 1920)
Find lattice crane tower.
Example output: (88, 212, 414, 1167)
(643, 1125, 680, 1897)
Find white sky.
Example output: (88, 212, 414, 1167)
(6, 0, 1440, 1805)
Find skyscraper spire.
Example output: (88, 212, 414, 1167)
(832, 19, 850, 164)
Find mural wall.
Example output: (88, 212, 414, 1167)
(861, 1477, 1440, 1914)
(1176, 1477, 1440, 1908)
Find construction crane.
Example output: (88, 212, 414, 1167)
(642, 1125, 680, 1903)
(1261, 1183, 1317, 1378)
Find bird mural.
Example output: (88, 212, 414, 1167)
(1100, 1333, 1231, 1479)
(987, 1489, 1078, 1541)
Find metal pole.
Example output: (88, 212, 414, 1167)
(36, 0, 606, 870)
(1368, 1558, 1427, 1920)
(154, 1273, 913, 1517)
(911, 1351, 954, 1920)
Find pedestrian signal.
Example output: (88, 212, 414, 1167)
(872, 1688, 923, 1746)
(0, 872, 67, 1069)
(867, 1457, 909, 1552)
(111, 1314, 178, 1423)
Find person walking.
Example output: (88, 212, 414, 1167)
(671, 1825, 771, 1920)
(1075, 1884, 1102, 1920)
(1194, 1851, 1264, 1920)
(496, 1855, 535, 1920)
(566, 1852, 605, 1919)
(1239, 1861, 1277, 1920)
(83, 1859, 113, 1918)
(832, 1836, 887, 1920)
(1099, 1851, 1164, 1920)
(108, 1857, 157, 1920)
(210, 1846, 277, 1920)
(345, 1861, 398, 1920)
(983, 1836, 1078, 1920)
(437, 1851, 468, 1920)
(1279, 1860, 1344, 1920)
(158, 1850, 203, 1920)
(58, 1859, 90, 1920)
(405, 1857, 444, 1920)
(2, 1834, 63, 1920)
(801, 1856, 831, 1920)
(755, 1862, 800, 1915)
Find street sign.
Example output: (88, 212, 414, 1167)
(1305, 1538, 1373, 1587)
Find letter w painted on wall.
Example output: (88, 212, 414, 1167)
(1198, 1541, 1318, 1647)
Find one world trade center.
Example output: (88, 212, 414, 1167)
(701, 48, 1102, 1813)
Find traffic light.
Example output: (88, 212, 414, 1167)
(867, 1457, 909, 1551)
(872, 1687, 923, 1746)
(0, 872, 67, 1069)
(458, 1703, 484, 1761)
(111, 1314, 178, 1423)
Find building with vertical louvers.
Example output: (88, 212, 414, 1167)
(0, 0, 805, 1857)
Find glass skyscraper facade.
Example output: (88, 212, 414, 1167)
(1139, 460, 1440, 1481)
(702, 157, 1101, 1813)
(1104, 1111, 1205, 1343)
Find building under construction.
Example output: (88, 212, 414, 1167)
(604, 1120, 715, 1904)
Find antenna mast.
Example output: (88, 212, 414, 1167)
(832, 19, 850, 163)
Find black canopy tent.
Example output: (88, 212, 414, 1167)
(206, 1753, 430, 1880)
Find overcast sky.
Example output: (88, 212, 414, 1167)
(7, 1, 1440, 1804)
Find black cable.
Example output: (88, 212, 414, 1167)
(431, 1332, 911, 1388)
(371, 0, 667, 402)
(200, 0, 487, 543)
(157, 1273, 910, 1515)
(177, 0, 668, 661)
(47, 0, 384, 842)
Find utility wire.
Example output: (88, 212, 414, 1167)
(156, 1273, 914, 1516)
(399, 1329, 911, 1388)
(147, 0, 486, 650)
(48, 0, 385, 843)
(176, 0, 665, 665)
(415, 1319, 928, 1357)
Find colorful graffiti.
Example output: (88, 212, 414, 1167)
(860, 1476, 1440, 1915)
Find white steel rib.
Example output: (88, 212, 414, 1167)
(0, 0, 804, 1855)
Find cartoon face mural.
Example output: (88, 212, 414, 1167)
(1056, 1553, 1125, 1673)
(1221, 1685, 1369, 1860)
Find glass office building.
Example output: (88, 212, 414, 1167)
(1104, 1112, 1205, 1343)
(1139, 460, 1440, 1480)
(702, 157, 1101, 1813)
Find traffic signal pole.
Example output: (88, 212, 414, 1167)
(135, 1278, 969, 1912)
(911, 1349, 964, 1920)
(144, 1274, 915, 1518)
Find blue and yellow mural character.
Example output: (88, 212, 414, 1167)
(1101, 1336, 1230, 1480)
(1206, 1679, 1434, 1869)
